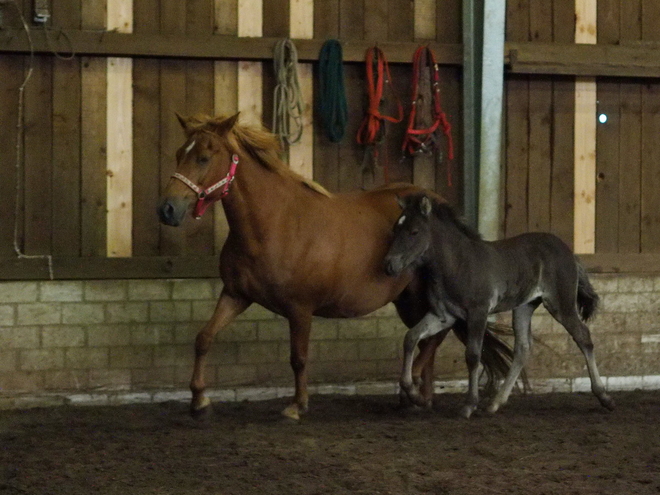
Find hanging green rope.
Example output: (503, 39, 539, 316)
(272, 38, 304, 146)
(318, 39, 348, 143)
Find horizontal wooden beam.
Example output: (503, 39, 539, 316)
(0, 254, 659, 281)
(0, 28, 462, 64)
(507, 42, 660, 78)
(0, 256, 220, 280)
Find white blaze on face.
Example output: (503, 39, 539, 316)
(184, 140, 196, 156)
(397, 215, 406, 226)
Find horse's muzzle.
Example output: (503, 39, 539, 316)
(157, 198, 187, 227)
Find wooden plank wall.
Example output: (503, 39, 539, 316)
(504, 0, 576, 246)
(0, 0, 465, 273)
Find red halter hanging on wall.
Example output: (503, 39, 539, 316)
(356, 46, 403, 183)
(402, 46, 455, 186)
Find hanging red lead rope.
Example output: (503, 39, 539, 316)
(402, 46, 455, 186)
(356, 46, 403, 183)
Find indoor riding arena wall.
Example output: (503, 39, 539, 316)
(1, 273, 659, 409)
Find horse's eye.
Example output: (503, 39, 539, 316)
(197, 156, 210, 166)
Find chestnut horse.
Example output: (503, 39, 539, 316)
(157, 114, 512, 420)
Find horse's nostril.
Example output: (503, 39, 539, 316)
(158, 200, 179, 226)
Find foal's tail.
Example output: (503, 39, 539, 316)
(576, 258, 599, 322)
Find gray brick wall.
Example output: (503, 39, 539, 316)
(0, 274, 659, 408)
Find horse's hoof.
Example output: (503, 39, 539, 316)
(190, 398, 212, 421)
(281, 404, 301, 421)
(460, 404, 476, 419)
(599, 394, 615, 411)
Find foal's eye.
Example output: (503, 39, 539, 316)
(197, 156, 210, 165)
(410, 229, 419, 236)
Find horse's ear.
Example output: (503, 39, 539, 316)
(420, 196, 433, 217)
(176, 112, 191, 133)
(208, 112, 241, 136)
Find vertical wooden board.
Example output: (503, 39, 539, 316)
(593, 0, 620, 253)
(81, 2, 107, 257)
(364, 0, 388, 42)
(338, 0, 364, 192)
(313, 0, 340, 191)
(504, 76, 529, 238)
(23, 56, 53, 256)
(132, 0, 161, 257)
(595, 80, 620, 253)
(52, 57, 82, 256)
(573, 0, 597, 254)
(640, 0, 660, 253)
(617, 0, 642, 253)
(237, 0, 263, 127)
(414, 0, 435, 41)
(549, 0, 575, 247)
(550, 77, 575, 248)
(387, 0, 413, 42)
(289, 0, 314, 180)
(526, 2, 553, 232)
(0, 56, 23, 257)
(51, 0, 82, 257)
(262, 0, 289, 137)
(503, 0, 529, 237)
(435, 0, 460, 43)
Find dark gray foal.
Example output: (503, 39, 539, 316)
(384, 194, 615, 419)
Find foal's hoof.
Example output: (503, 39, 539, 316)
(190, 400, 212, 421)
(599, 394, 616, 411)
(485, 402, 500, 414)
(460, 404, 477, 419)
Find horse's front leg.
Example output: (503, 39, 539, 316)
(461, 309, 489, 419)
(190, 290, 250, 417)
(282, 310, 313, 421)
(400, 313, 450, 407)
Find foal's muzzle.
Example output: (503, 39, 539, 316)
(384, 257, 403, 277)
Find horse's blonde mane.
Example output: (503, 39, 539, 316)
(192, 115, 333, 198)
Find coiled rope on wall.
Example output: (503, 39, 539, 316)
(317, 39, 348, 143)
(272, 38, 304, 146)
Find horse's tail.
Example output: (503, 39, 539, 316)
(576, 257, 599, 322)
(451, 322, 529, 396)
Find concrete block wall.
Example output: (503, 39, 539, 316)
(0, 273, 659, 408)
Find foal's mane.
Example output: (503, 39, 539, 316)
(429, 198, 482, 241)
(192, 115, 333, 198)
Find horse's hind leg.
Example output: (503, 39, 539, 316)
(190, 290, 250, 417)
(546, 302, 615, 411)
(487, 301, 538, 414)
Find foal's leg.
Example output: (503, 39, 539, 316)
(401, 330, 450, 409)
(546, 303, 615, 411)
(190, 290, 250, 417)
(281, 310, 313, 421)
(461, 310, 489, 419)
(400, 313, 452, 407)
(487, 301, 538, 414)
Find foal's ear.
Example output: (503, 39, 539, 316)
(208, 112, 241, 136)
(420, 196, 433, 217)
(396, 195, 406, 210)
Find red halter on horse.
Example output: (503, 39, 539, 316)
(158, 114, 512, 420)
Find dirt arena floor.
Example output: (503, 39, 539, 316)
(0, 390, 658, 495)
